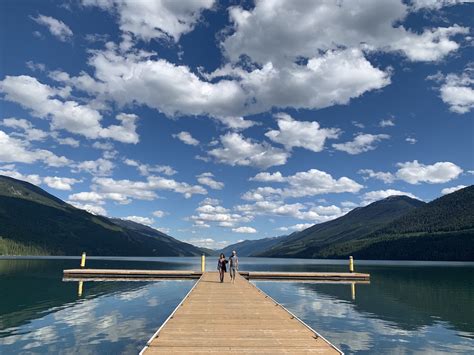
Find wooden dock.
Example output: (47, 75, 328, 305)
(63, 269, 369, 283)
(140, 272, 342, 354)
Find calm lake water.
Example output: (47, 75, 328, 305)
(0, 257, 473, 354)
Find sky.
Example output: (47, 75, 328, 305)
(0, 0, 473, 249)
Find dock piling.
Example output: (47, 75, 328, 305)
(349, 255, 354, 273)
(80, 252, 86, 268)
(201, 254, 205, 272)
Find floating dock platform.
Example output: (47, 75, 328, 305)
(140, 271, 343, 354)
(63, 269, 370, 282)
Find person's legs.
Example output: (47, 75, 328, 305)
(230, 267, 236, 283)
(219, 269, 223, 282)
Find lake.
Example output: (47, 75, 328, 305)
(0, 257, 473, 354)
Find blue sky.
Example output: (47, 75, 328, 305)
(0, 0, 473, 249)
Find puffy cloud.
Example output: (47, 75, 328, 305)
(396, 160, 463, 184)
(0, 75, 140, 143)
(214, 116, 257, 130)
(265, 113, 340, 152)
(74, 158, 115, 176)
(56, 136, 80, 147)
(82, 0, 215, 41)
(379, 119, 395, 127)
(99, 113, 139, 143)
(123, 159, 176, 176)
(438, 67, 474, 114)
(282, 169, 363, 198)
(358, 169, 396, 184)
(43, 176, 81, 190)
(56, 45, 390, 121)
(68, 191, 131, 204)
(222, 0, 467, 64)
(191, 200, 252, 229)
(441, 185, 467, 194)
(31, 14, 73, 42)
(235, 200, 346, 223)
(173, 131, 199, 146)
(406, 137, 417, 144)
(152, 210, 166, 218)
(333, 133, 390, 155)
(232, 226, 257, 234)
(243, 168, 363, 200)
(122, 215, 155, 226)
(0, 130, 70, 167)
(209, 132, 289, 169)
(249, 172, 285, 183)
(361, 189, 420, 205)
(92, 175, 207, 201)
(196, 172, 224, 190)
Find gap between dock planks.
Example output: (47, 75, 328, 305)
(140, 271, 342, 354)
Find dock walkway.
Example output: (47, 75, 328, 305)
(141, 271, 341, 354)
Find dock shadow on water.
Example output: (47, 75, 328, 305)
(0, 257, 473, 354)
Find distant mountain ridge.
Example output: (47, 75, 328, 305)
(217, 235, 287, 257)
(0, 175, 206, 256)
(223, 187, 474, 261)
(259, 195, 425, 258)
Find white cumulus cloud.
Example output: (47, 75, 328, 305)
(333, 133, 390, 155)
(232, 226, 257, 234)
(31, 14, 73, 42)
(396, 160, 463, 184)
(173, 131, 199, 146)
(209, 132, 289, 169)
(265, 113, 340, 152)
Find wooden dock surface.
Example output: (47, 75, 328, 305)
(63, 269, 369, 282)
(141, 271, 342, 354)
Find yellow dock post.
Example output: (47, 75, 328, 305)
(351, 282, 356, 300)
(349, 256, 354, 273)
(80, 252, 86, 268)
(201, 254, 206, 272)
(78, 281, 83, 297)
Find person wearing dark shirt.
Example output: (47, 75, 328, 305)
(217, 253, 228, 283)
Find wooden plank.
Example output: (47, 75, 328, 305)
(141, 272, 342, 354)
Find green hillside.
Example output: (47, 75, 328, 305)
(0, 175, 205, 256)
(259, 195, 424, 258)
(259, 186, 474, 261)
(321, 186, 474, 260)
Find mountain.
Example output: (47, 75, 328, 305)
(0, 175, 205, 256)
(259, 195, 425, 258)
(323, 185, 474, 261)
(259, 187, 474, 261)
(218, 235, 287, 257)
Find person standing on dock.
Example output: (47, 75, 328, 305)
(217, 253, 228, 283)
(229, 250, 239, 284)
